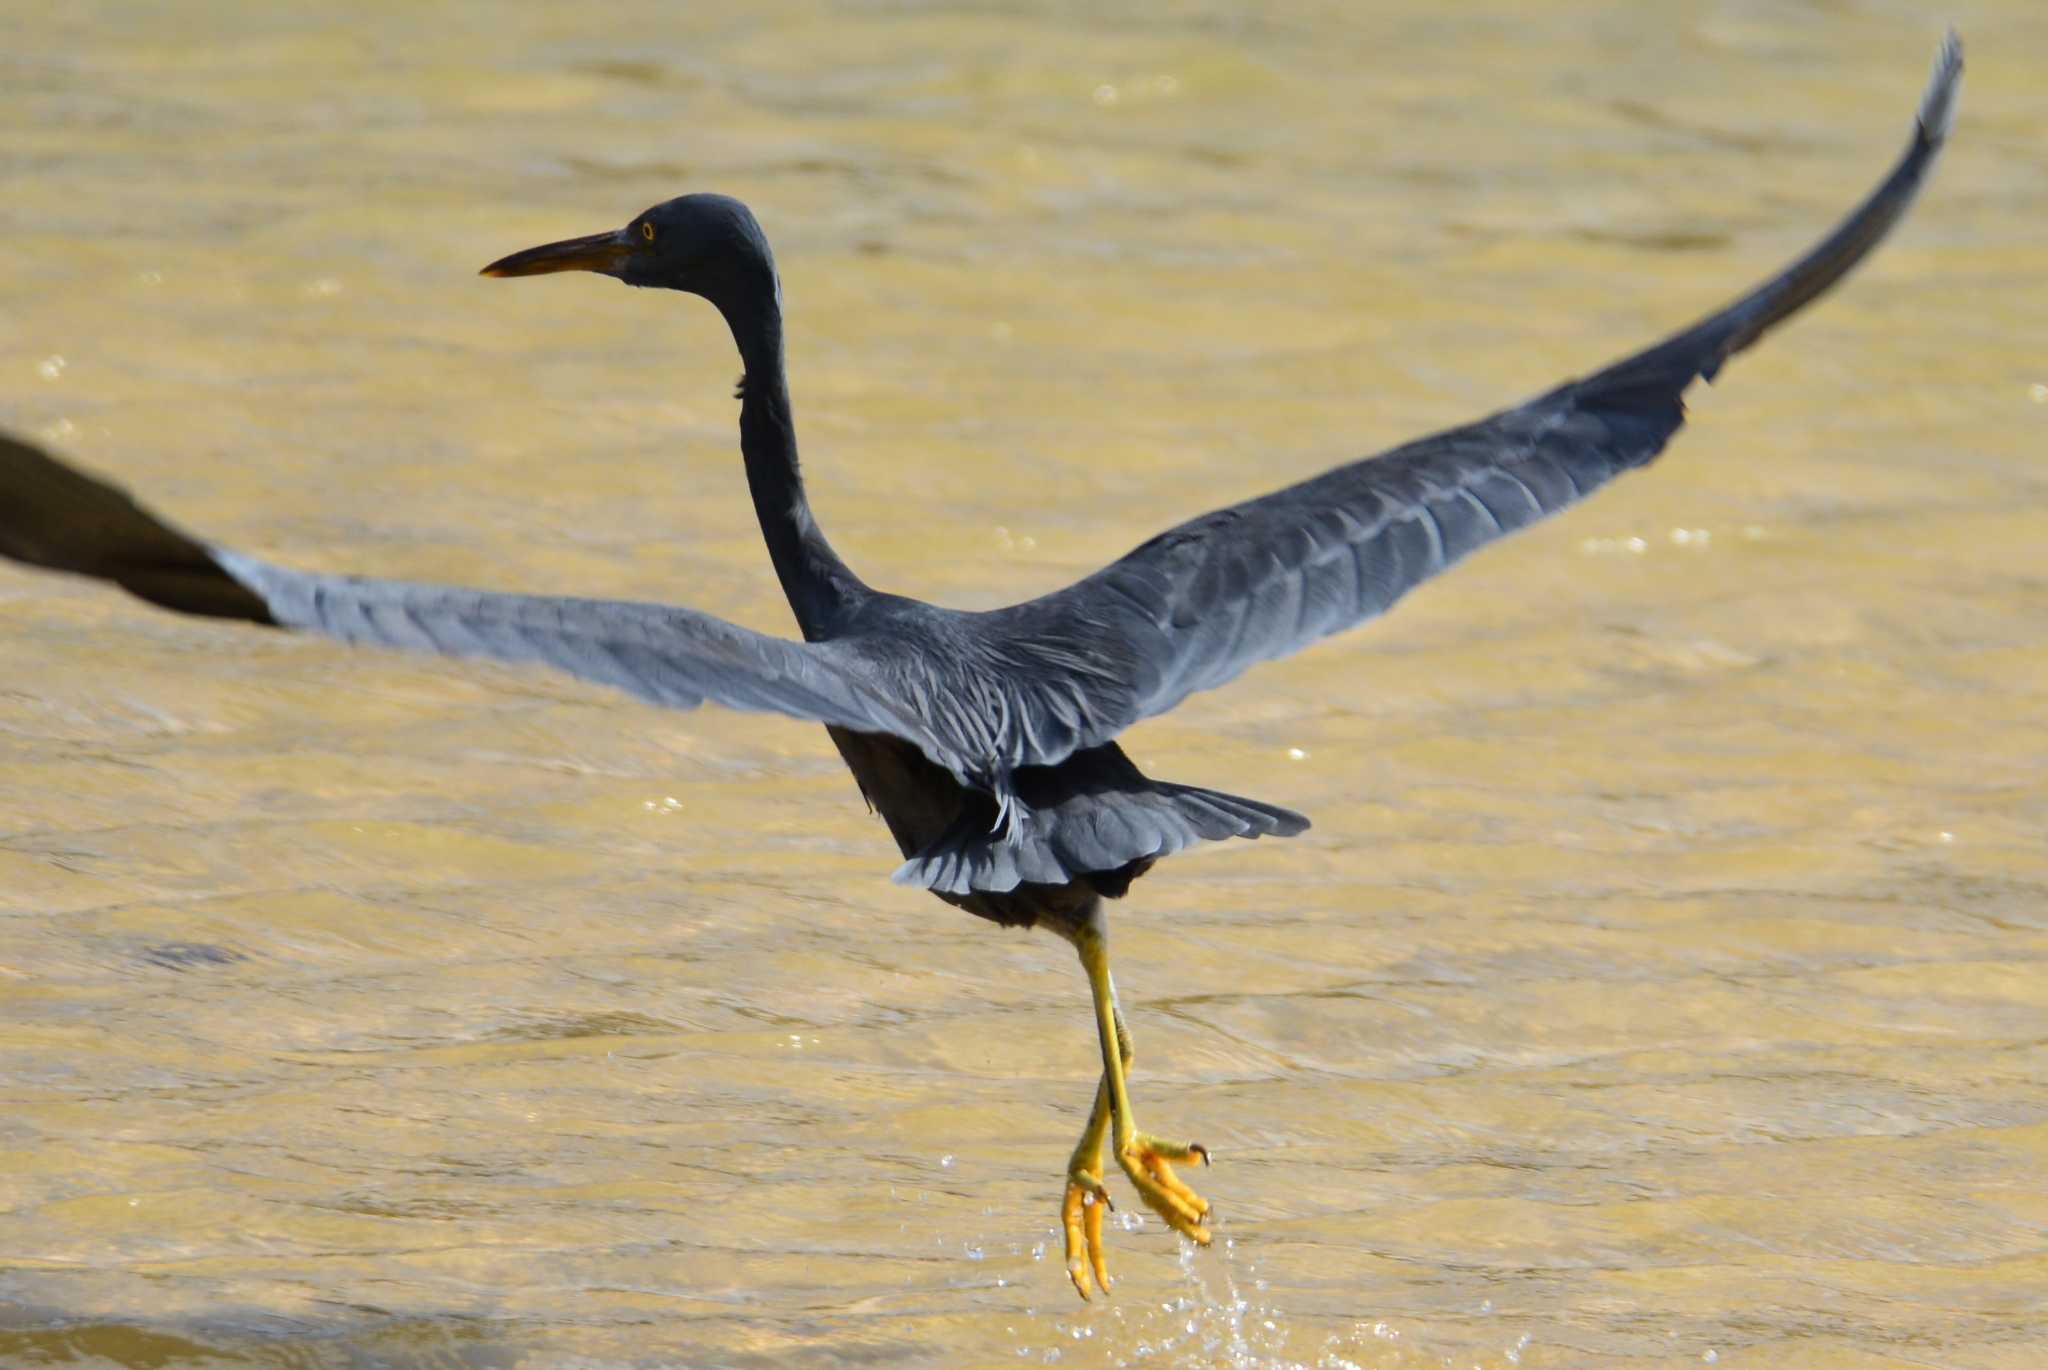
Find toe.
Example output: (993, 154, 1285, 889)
(1061, 1182, 1091, 1299)
(1062, 1178, 1113, 1300)
(1085, 1190, 1111, 1294)
(1117, 1136, 1216, 1240)
(1117, 1154, 1205, 1236)
(1142, 1152, 1212, 1220)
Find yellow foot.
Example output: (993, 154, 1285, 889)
(1117, 1132, 1212, 1243)
(1061, 1171, 1113, 1299)
(1062, 1138, 1212, 1301)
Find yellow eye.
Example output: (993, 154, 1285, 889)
(640, 222, 656, 242)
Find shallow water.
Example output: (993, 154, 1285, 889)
(3, 3, 2046, 1367)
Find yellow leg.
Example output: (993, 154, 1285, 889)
(1060, 907, 1211, 1300)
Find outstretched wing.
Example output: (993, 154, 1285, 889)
(0, 432, 919, 737)
(984, 32, 1961, 766)
(0, 38, 1962, 798)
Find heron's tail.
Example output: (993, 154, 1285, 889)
(893, 746, 1309, 896)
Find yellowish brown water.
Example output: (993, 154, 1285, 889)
(4, 4, 2045, 1367)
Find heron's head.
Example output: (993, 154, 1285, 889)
(481, 194, 775, 308)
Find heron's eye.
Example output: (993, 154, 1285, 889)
(641, 222, 656, 242)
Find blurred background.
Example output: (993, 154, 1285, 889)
(2, 2, 2044, 1366)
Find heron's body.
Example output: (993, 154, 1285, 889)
(0, 37, 1960, 1298)
(829, 728, 1131, 930)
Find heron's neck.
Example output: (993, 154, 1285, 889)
(725, 289, 865, 639)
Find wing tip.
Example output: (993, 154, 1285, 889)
(1267, 809, 1313, 838)
(1917, 29, 1964, 145)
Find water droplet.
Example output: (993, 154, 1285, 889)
(306, 277, 343, 297)
(940, 1153, 955, 1169)
(1093, 83, 1120, 106)
(1937, 831, 1955, 844)
(2030, 382, 2048, 403)
(1287, 747, 1308, 761)
(36, 355, 65, 380)
(1703, 1352, 1719, 1365)
(1580, 533, 1650, 556)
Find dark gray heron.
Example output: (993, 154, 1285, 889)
(0, 36, 1959, 1298)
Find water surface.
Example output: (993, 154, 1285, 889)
(3, 3, 2046, 1366)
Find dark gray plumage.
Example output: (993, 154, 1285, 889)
(0, 36, 1958, 917)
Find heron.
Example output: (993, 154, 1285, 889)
(0, 36, 1958, 1298)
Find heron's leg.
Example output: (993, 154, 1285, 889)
(1060, 905, 1210, 1300)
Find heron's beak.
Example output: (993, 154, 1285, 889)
(479, 228, 636, 279)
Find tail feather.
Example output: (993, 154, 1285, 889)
(894, 768, 1309, 896)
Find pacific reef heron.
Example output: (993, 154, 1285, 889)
(0, 36, 1959, 1298)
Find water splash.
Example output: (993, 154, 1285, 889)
(1019, 1239, 1375, 1369)
(1014, 1237, 1537, 1369)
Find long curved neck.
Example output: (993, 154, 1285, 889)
(719, 283, 865, 640)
